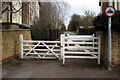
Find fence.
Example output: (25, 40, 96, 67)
(61, 34, 101, 65)
(48, 29, 60, 41)
(31, 28, 61, 41)
(79, 28, 95, 35)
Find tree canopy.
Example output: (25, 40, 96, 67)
(31, 1, 69, 40)
(68, 14, 81, 31)
(68, 11, 95, 31)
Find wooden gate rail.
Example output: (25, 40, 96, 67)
(61, 34, 101, 65)
(19, 34, 61, 59)
(20, 34, 101, 65)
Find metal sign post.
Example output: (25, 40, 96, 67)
(105, 5, 116, 70)
(108, 16, 112, 70)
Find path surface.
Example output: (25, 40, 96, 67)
(2, 59, 119, 78)
(64, 31, 76, 35)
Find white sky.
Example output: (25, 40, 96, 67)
(65, 0, 100, 27)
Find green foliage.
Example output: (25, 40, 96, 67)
(31, 20, 66, 40)
(68, 11, 95, 31)
(61, 23, 66, 31)
(68, 14, 81, 31)
(93, 13, 108, 30)
(60, 31, 64, 34)
(73, 31, 79, 35)
(2, 59, 14, 66)
(31, 2, 68, 40)
(93, 11, 120, 30)
(31, 21, 49, 40)
(112, 11, 120, 29)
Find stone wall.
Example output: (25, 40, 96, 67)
(0, 31, 2, 63)
(1, 29, 31, 63)
(119, 31, 120, 66)
(96, 31, 108, 66)
(96, 29, 120, 67)
(112, 30, 120, 66)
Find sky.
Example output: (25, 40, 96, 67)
(65, 0, 100, 27)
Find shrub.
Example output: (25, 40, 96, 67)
(93, 11, 120, 31)
(31, 21, 49, 40)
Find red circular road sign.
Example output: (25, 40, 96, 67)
(104, 6, 116, 17)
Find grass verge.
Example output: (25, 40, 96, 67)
(73, 31, 79, 35)
(2, 59, 14, 67)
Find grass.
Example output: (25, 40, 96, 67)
(60, 31, 64, 34)
(2, 59, 14, 67)
(2, 57, 22, 67)
(73, 31, 79, 35)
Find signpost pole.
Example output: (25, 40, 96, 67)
(108, 0, 112, 70)
(108, 17, 112, 70)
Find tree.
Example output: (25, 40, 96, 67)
(68, 14, 81, 31)
(31, 1, 69, 40)
(82, 11, 96, 28)
(39, 1, 69, 29)
(68, 11, 96, 31)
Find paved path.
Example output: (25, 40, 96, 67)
(2, 59, 119, 78)
(64, 31, 76, 35)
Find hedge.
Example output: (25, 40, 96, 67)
(93, 11, 120, 31)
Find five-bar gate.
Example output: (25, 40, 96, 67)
(20, 34, 100, 65)
(61, 34, 101, 65)
(19, 35, 61, 59)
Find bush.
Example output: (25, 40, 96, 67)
(31, 22, 49, 40)
(93, 11, 120, 31)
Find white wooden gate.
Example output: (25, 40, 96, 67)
(19, 34, 100, 65)
(61, 34, 101, 65)
(19, 35, 61, 59)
